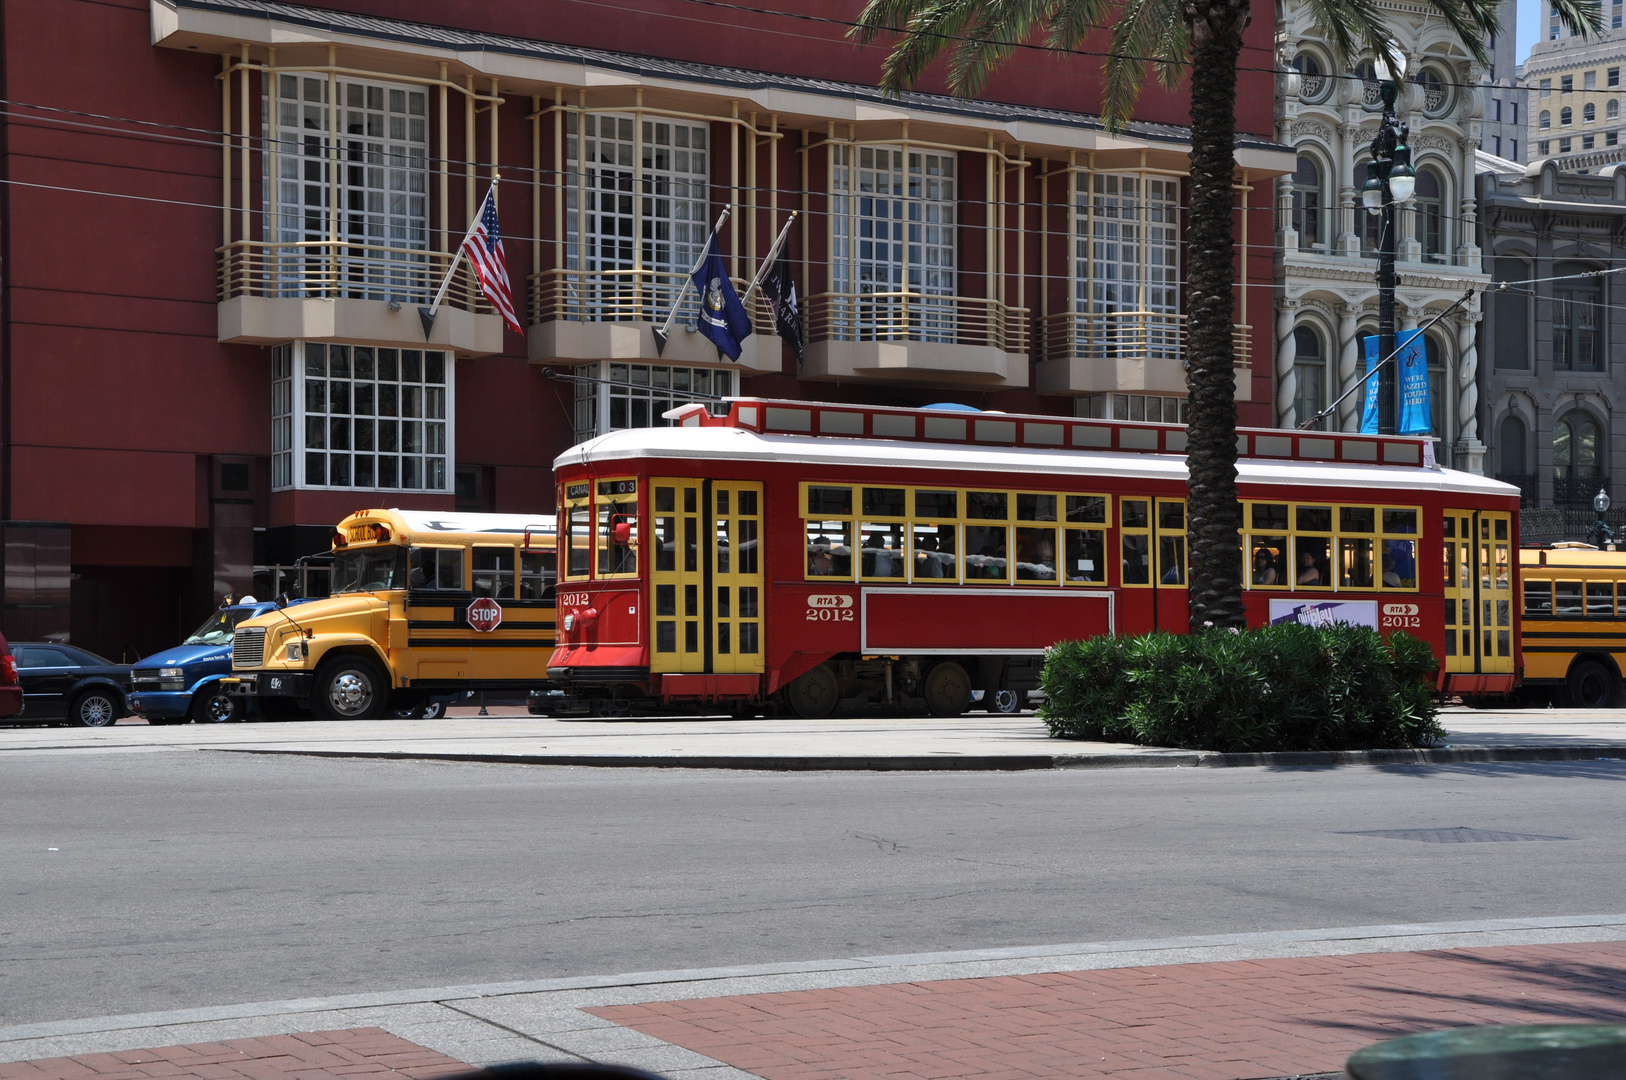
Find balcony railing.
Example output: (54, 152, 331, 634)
(1039, 310, 1252, 367)
(529, 267, 775, 329)
(1553, 474, 1609, 506)
(218, 239, 494, 315)
(1495, 473, 1538, 505)
(806, 291, 1029, 353)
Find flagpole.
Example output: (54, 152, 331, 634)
(418, 176, 499, 339)
(742, 211, 798, 304)
(653, 207, 730, 356)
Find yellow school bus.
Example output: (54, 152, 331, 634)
(225, 509, 556, 719)
(1519, 544, 1626, 707)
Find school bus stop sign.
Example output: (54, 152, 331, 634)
(467, 596, 503, 633)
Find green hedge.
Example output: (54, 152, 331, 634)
(1038, 623, 1443, 752)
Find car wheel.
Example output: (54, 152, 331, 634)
(421, 700, 447, 719)
(923, 662, 972, 717)
(985, 689, 1027, 714)
(1566, 660, 1618, 709)
(785, 664, 839, 719)
(190, 688, 240, 724)
(313, 657, 387, 721)
(70, 689, 120, 728)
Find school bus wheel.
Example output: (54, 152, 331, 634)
(1565, 659, 1619, 710)
(313, 655, 387, 721)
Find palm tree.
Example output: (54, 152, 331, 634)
(852, 0, 1600, 631)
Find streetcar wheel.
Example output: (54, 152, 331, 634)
(1566, 660, 1618, 708)
(313, 657, 387, 720)
(786, 665, 839, 719)
(923, 662, 972, 717)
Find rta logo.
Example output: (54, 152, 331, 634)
(806, 594, 854, 609)
(1382, 603, 1420, 616)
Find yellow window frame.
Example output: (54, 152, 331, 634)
(561, 480, 593, 581)
(594, 476, 641, 580)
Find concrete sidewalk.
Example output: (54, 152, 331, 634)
(4, 916, 1625, 1080)
(0, 708, 1622, 770)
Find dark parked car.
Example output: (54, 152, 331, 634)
(12, 644, 133, 727)
(130, 600, 309, 724)
(0, 632, 21, 719)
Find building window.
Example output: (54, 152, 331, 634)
(1292, 326, 1324, 428)
(1610, 100, 1620, 120)
(1077, 394, 1187, 423)
(1415, 168, 1445, 257)
(1562, 75, 1574, 94)
(1586, 70, 1597, 91)
(1424, 335, 1448, 454)
(1584, 134, 1596, 149)
(1492, 136, 1502, 157)
(1611, 67, 1621, 87)
(831, 144, 957, 342)
(1553, 269, 1602, 372)
(1291, 155, 1323, 248)
(1291, 53, 1327, 101)
(1554, 413, 1603, 503)
(1073, 172, 1181, 360)
(1417, 68, 1448, 114)
(564, 112, 710, 320)
(1491, 257, 1530, 370)
(1562, 106, 1573, 125)
(1616, 0, 1625, 29)
(1492, 99, 1502, 122)
(1540, 140, 1551, 155)
(1561, 137, 1573, 153)
(1540, 79, 1551, 97)
(1512, 104, 1518, 125)
(1585, 102, 1597, 123)
(1512, 139, 1518, 158)
(1610, 132, 1620, 146)
(572, 361, 735, 444)
(272, 342, 450, 491)
(1499, 415, 1527, 481)
(1541, 110, 1552, 129)
(265, 74, 429, 300)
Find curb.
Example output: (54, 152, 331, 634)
(201, 744, 1626, 772)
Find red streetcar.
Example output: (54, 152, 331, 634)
(547, 399, 1521, 717)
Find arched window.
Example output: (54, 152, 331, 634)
(1554, 413, 1603, 503)
(1291, 53, 1327, 101)
(1562, 106, 1574, 125)
(1292, 325, 1324, 427)
(1610, 99, 1621, 121)
(1354, 60, 1380, 106)
(1423, 334, 1447, 445)
(1541, 110, 1552, 129)
(1500, 415, 1528, 484)
(1585, 102, 1597, 122)
(1291, 155, 1323, 249)
(1491, 256, 1531, 370)
(1415, 168, 1445, 257)
(1416, 68, 1448, 113)
(1553, 263, 1602, 371)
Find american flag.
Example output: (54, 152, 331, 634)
(463, 187, 523, 334)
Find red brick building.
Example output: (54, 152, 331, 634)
(0, 0, 1290, 659)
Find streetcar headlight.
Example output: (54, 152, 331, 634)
(562, 614, 576, 633)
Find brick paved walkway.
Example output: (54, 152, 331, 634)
(0, 1029, 468, 1080)
(590, 942, 1626, 1080)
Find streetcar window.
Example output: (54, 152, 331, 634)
(911, 523, 957, 581)
(1442, 517, 1455, 538)
(1066, 495, 1107, 524)
(1065, 529, 1105, 583)
(862, 487, 906, 517)
(1015, 526, 1058, 582)
(519, 551, 556, 600)
(967, 491, 1009, 520)
(965, 525, 1009, 581)
(1251, 539, 1286, 587)
(654, 515, 677, 573)
(1339, 538, 1374, 589)
(1157, 501, 1186, 586)
(1555, 581, 1584, 616)
(1381, 541, 1415, 588)
(1340, 507, 1375, 533)
(1122, 534, 1150, 585)
(1017, 494, 1057, 521)
(597, 497, 638, 576)
(1495, 518, 1508, 541)
(737, 517, 759, 575)
(472, 547, 516, 599)
(861, 523, 906, 578)
(1383, 509, 1418, 534)
(566, 503, 591, 578)
(915, 490, 957, 518)
(805, 521, 852, 578)
(1294, 537, 1330, 588)
(1121, 499, 1150, 530)
(655, 487, 676, 513)
(1588, 582, 1614, 616)
(1296, 506, 1333, 532)
(1252, 503, 1288, 531)
(807, 486, 852, 516)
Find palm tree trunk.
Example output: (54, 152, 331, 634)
(1182, 3, 1250, 631)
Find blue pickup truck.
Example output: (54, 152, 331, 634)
(129, 600, 308, 724)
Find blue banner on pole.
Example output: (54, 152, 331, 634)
(1395, 329, 1430, 435)
(1360, 336, 1380, 434)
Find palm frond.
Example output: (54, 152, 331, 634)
(1100, 0, 1185, 131)
(949, 1, 1073, 97)
(1548, 0, 1606, 38)
(1295, 0, 1396, 74)
(1043, 0, 1117, 48)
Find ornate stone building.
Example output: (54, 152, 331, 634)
(1272, 1, 1516, 475)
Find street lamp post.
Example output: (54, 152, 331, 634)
(1361, 56, 1416, 436)
(1588, 487, 1616, 550)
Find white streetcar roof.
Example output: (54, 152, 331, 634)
(556, 427, 1517, 499)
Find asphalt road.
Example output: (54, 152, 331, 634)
(4, 751, 1625, 1027)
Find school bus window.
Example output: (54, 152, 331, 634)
(1618, 580, 1626, 616)
(1555, 581, 1583, 616)
(1588, 581, 1614, 616)
(472, 547, 515, 599)
(1157, 501, 1186, 586)
(967, 491, 1009, 520)
(807, 485, 852, 516)
(862, 487, 906, 517)
(1121, 498, 1151, 585)
(861, 522, 906, 578)
(519, 551, 555, 600)
(805, 521, 852, 578)
(409, 547, 464, 591)
(1524, 579, 1552, 615)
(912, 522, 957, 581)
(333, 546, 407, 593)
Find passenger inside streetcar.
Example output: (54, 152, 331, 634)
(1252, 546, 1280, 586)
(1296, 546, 1325, 587)
(862, 525, 904, 578)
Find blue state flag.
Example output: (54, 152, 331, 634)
(691, 237, 753, 361)
(1395, 329, 1430, 435)
(1360, 336, 1380, 434)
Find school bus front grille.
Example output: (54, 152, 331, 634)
(232, 627, 266, 668)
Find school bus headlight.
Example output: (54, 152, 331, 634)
(285, 641, 307, 662)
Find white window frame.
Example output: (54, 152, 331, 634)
(272, 341, 453, 492)
(572, 361, 736, 444)
(1072, 171, 1182, 361)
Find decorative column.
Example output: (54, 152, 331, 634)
(1455, 307, 1486, 475)
(1276, 174, 1298, 250)
(1338, 124, 1363, 256)
(1276, 297, 1300, 428)
(1458, 137, 1482, 272)
(1338, 303, 1361, 431)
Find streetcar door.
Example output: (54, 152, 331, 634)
(1442, 510, 1514, 677)
(648, 479, 765, 677)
